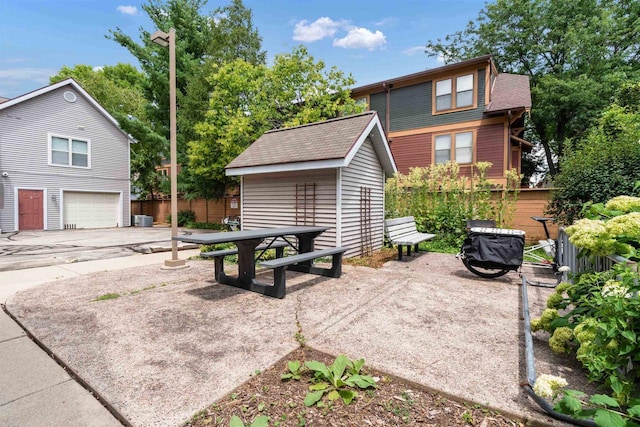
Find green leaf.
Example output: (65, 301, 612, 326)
(590, 394, 620, 408)
(328, 390, 340, 401)
(288, 360, 301, 373)
(339, 389, 357, 405)
(230, 415, 245, 427)
(349, 358, 365, 374)
(627, 405, 640, 417)
(305, 361, 332, 380)
(593, 409, 626, 427)
(345, 375, 376, 389)
(250, 415, 269, 427)
(620, 330, 636, 343)
(558, 395, 583, 415)
(281, 373, 293, 380)
(308, 382, 329, 391)
(331, 355, 348, 382)
(304, 390, 325, 407)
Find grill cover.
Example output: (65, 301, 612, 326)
(462, 228, 525, 270)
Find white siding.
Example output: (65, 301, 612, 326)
(341, 138, 385, 257)
(242, 169, 337, 249)
(0, 86, 130, 231)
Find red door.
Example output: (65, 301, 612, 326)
(18, 189, 44, 230)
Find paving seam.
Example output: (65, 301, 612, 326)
(0, 376, 74, 407)
(0, 335, 25, 344)
(1, 303, 130, 427)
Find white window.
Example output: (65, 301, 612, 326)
(435, 79, 452, 111)
(434, 73, 474, 112)
(434, 131, 473, 164)
(456, 74, 474, 107)
(49, 135, 90, 168)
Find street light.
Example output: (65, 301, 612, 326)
(151, 28, 186, 268)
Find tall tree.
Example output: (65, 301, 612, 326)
(108, 0, 265, 198)
(187, 46, 363, 197)
(49, 64, 167, 199)
(425, 0, 640, 176)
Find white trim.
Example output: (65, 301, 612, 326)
(343, 114, 397, 176)
(48, 133, 92, 169)
(60, 189, 123, 229)
(0, 78, 129, 139)
(240, 177, 244, 230)
(227, 158, 346, 176)
(14, 187, 48, 231)
(335, 168, 342, 246)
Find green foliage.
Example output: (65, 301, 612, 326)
(280, 354, 376, 407)
(187, 45, 363, 196)
(167, 209, 195, 226)
(229, 414, 268, 427)
(425, 0, 640, 177)
(91, 293, 121, 302)
(385, 162, 520, 247)
(185, 221, 227, 230)
(547, 88, 640, 224)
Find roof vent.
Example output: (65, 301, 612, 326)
(63, 91, 77, 103)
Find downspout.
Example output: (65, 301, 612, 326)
(382, 82, 392, 137)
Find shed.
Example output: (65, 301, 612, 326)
(225, 111, 397, 258)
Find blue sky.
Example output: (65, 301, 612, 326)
(0, 0, 489, 99)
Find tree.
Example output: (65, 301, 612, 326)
(546, 82, 640, 224)
(187, 46, 363, 197)
(108, 0, 266, 199)
(49, 64, 167, 199)
(425, 0, 640, 176)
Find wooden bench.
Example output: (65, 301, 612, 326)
(201, 241, 288, 283)
(384, 216, 436, 261)
(258, 247, 347, 298)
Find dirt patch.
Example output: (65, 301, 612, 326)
(186, 346, 526, 427)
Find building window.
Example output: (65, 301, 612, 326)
(354, 96, 369, 110)
(434, 131, 473, 164)
(434, 73, 475, 112)
(49, 135, 90, 168)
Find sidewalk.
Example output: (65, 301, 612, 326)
(0, 249, 200, 426)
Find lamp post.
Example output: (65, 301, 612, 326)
(151, 28, 185, 268)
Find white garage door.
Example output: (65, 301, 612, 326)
(63, 192, 120, 229)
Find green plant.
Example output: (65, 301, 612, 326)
(229, 415, 268, 427)
(91, 293, 121, 301)
(461, 410, 474, 424)
(281, 360, 304, 380)
(167, 209, 196, 227)
(550, 389, 640, 427)
(302, 354, 376, 407)
(186, 221, 227, 230)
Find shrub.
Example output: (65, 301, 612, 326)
(167, 209, 196, 227)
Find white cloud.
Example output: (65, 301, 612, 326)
(116, 5, 138, 16)
(293, 17, 344, 42)
(402, 46, 425, 56)
(333, 28, 386, 50)
(93, 66, 104, 72)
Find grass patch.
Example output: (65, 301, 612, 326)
(91, 293, 121, 302)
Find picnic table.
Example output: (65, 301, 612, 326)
(173, 226, 345, 298)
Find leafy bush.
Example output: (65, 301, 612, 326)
(548, 85, 640, 225)
(166, 209, 196, 227)
(385, 162, 520, 247)
(186, 221, 226, 230)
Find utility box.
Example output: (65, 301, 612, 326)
(134, 215, 153, 227)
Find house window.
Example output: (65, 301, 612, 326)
(354, 97, 369, 110)
(434, 131, 474, 164)
(50, 135, 90, 168)
(434, 73, 475, 112)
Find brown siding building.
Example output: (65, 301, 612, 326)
(350, 55, 532, 184)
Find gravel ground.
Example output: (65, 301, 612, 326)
(6, 252, 595, 426)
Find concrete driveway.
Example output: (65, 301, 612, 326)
(0, 226, 200, 272)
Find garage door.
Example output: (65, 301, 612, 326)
(63, 192, 120, 229)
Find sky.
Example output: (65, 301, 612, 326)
(0, 0, 490, 99)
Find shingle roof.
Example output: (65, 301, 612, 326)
(226, 111, 378, 169)
(485, 73, 531, 113)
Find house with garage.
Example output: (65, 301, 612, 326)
(350, 54, 532, 184)
(0, 78, 131, 232)
(225, 111, 396, 258)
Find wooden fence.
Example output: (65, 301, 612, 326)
(132, 188, 556, 243)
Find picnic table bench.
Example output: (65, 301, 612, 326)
(384, 216, 436, 261)
(259, 247, 346, 298)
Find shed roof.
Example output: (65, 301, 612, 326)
(226, 111, 396, 177)
(485, 73, 532, 113)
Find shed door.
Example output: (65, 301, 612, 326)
(63, 191, 119, 229)
(18, 189, 44, 230)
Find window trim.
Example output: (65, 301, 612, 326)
(432, 71, 478, 115)
(432, 129, 476, 165)
(48, 133, 91, 169)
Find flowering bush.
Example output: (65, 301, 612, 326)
(605, 195, 640, 213)
(533, 374, 568, 399)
